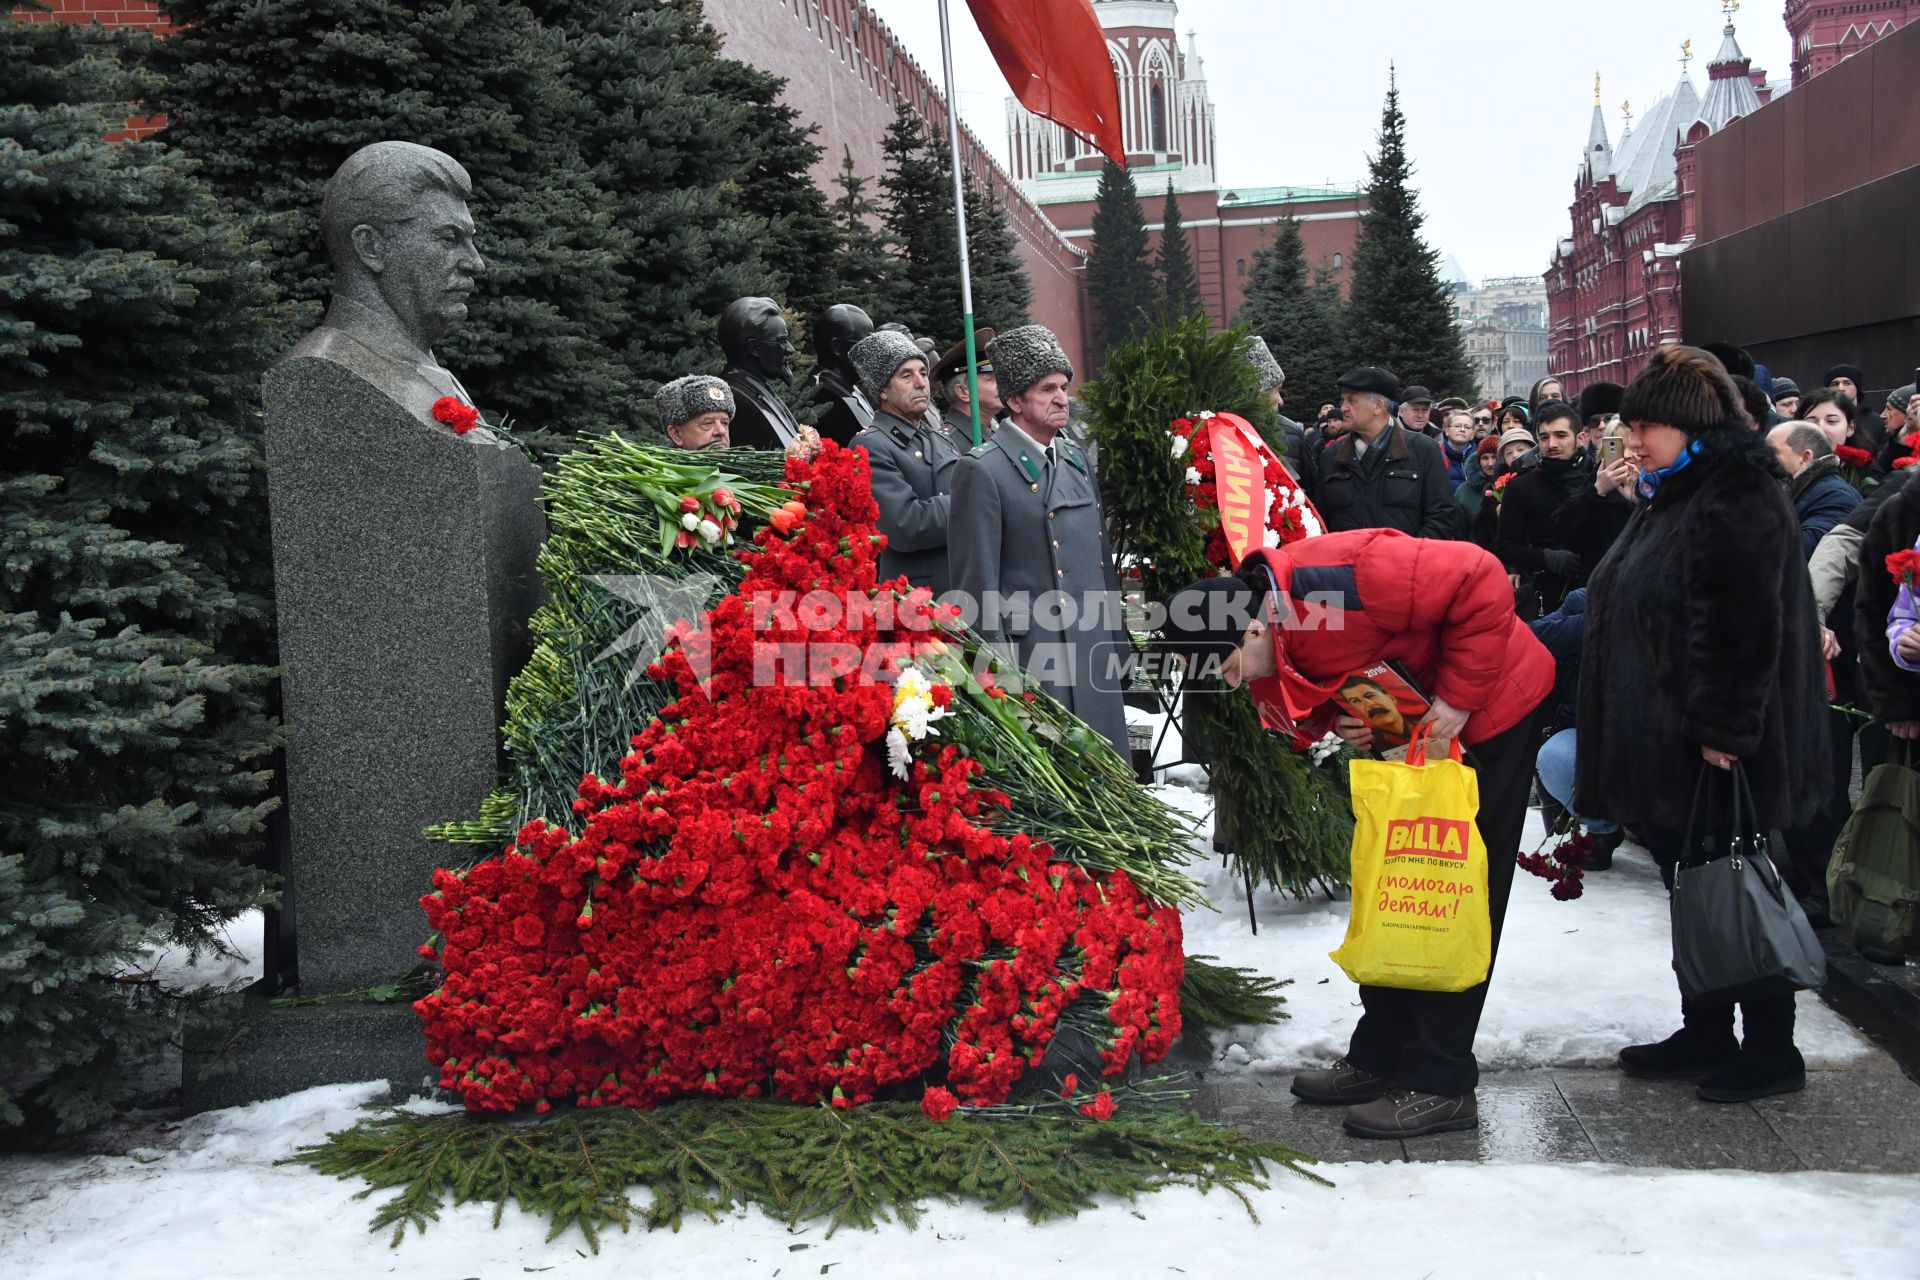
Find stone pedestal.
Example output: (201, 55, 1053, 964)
(182, 996, 429, 1114)
(185, 356, 545, 1111)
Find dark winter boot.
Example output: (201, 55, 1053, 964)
(1533, 773, 1570, 834)
(1698, 995, 1806, 1102)
(1290, 1058, 1390, 1105)
(1583, 827, 1625, 872)
(1617, 998, 1739, 1079)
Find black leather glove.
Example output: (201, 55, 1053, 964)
(1542, 548, 1582, 578)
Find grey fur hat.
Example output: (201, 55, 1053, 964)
(989, 324, 1074, 401)
(656, 375, 734, 430)
(849, 330, 927, 403)
(1243, 336, 1285, 392)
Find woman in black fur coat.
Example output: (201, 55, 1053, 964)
(1576, 345, 1830, 1104)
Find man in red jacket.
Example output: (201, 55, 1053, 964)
(1165, 529, 1553, 1139)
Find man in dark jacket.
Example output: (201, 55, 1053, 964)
(1768, 423, 1860, 560)
(1396, 385, 1437, 440)
(1316, 368, 1456, 538)
(1495, 400, 1592, 616)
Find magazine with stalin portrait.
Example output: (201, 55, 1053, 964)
(1295, 661, 1450, 761)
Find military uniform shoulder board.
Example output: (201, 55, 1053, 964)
(969, 442, 994, 458)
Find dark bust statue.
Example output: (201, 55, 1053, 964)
(719, 297, 802, 450)
(810, 302, 875, 445)
(283, 141, 486, 429)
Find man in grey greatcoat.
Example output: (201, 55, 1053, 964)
(848, 330, 962, 596)
(948, 325, 1130, 756)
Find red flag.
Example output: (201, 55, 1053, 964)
(1205, 416, 1266, 568)
(965, 0, 1125, 167)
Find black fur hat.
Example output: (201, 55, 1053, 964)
(1575, 381, 1624, 423)
(1701, 340, 1756, 381)
(1619, 345, 1745, 436)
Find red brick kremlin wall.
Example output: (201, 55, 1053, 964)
(11, 0, 170, 140)
(17, 0, 1092, 368)
(701, 0, 1089, 367)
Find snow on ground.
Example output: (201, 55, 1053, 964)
(131, 911, 265, 994)
(4, 1079, 1915, 1280)
(1157, 783, 1878, 1072)
(1, 774, 1907, 1278)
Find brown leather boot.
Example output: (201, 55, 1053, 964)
(1289, 1058, 1390, 1105)
(1343, 1088, 1479, 1139)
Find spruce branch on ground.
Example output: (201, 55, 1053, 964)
(286, 1096, 1325, 1250)
(1177, 957, 1290, 1058)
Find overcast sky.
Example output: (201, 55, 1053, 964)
(861, 0, 1789, 283)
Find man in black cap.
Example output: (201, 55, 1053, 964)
(933, 330, 1001, 444)
(1771, 378, 1802, 420)
(1396, 385, 1438, 440)
(1314, 368, 1457, 538)
(1826, 364, 1866, 408)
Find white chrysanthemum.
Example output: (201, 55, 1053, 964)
(886, 667, 951, 774)
(894, 667, 931, 704)
(1170, 433, 1190, 460)
(885, 726, 912, 779)
(1185, 466, 1204, 485)
(1264, 528, 1281, 548)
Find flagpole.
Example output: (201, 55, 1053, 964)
(935, 0, 983, 448)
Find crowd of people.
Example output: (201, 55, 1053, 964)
(647, 310, 1913, 1142)
(1193, 341, 1920, 1137)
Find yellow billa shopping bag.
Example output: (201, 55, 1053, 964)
(1328, 729, 1492, 992)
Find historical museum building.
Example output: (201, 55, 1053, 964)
(1545, 2, 1916, 394)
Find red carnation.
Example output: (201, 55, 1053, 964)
(920, 1086, 959, 1122)
(1837, 444, 1874, 469)
(1898, 458, 1918, 471)
(1079, 1089, 1117, 1121)
(431, 396, 480, 435)
(1059, 1073, 1078, 1099)
(1886, 549, 1920, 587)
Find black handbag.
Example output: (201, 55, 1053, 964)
(1670, 764, 1827, 1000)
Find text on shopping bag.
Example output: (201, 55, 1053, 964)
(1384, 816, 1472, 862)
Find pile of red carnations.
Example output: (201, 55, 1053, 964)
(1168, 412, 1321, 571)
(415, 442, 1183, 1115)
